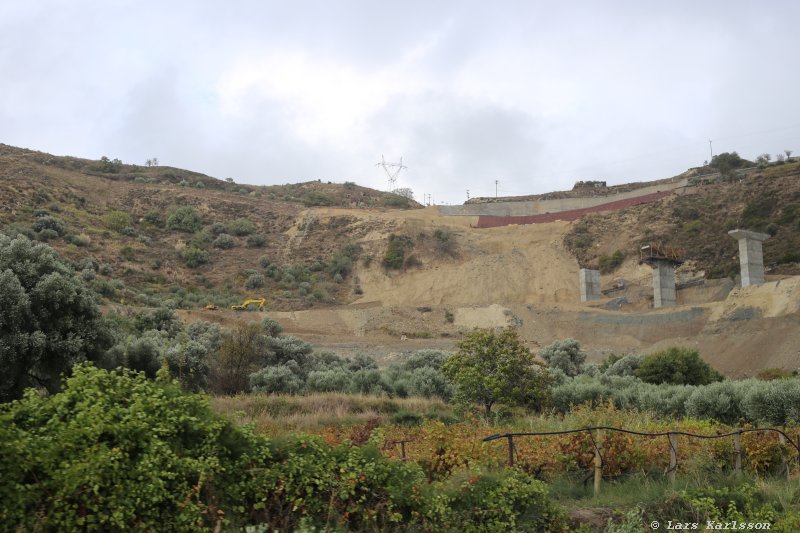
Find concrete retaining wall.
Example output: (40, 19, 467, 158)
(438, 178, 688, 217)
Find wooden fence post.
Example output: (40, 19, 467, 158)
(668, 433, 678, 485)
(400, 441, 407, 461)
(507, 435, 514, 467)
(733, 430, 742, 475)
(779, 432, 789, 480)
(594, 429, 603, 496)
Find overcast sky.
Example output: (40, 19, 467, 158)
(2, 1, 799, 204)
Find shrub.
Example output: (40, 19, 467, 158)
(133, 307, 183, 338)
(166, 206, 202, 232)
(31, 215, 66, 236)
(209, 222, 227, 235)
(228, 218, 255, 236)
(598, 250, 624, 273)
(383, 233, 413, 269)
(604, 354, 642, 377)
(261, 317, 283, 337)
(249, 364, 304, 394)
(635, 347, 723, 386)
(259, 255, 271, 268)
(142, 210, 164, 227)
(181, 247, 209, 268)
(743, 379, 800, 425)
(103, 210, 133, 232)
(212, 233, 235, 249)
(0, 365, 264, 530)
(685, 380, 751, 425)
(540, 338, 587, 377)
(208, 322, 267, 394)
(246, 234, 266, 248)
(433, 228, 457, 257)
(403, 349, 450, 371)
(306, 368, 353, 392)
(244, 273, 265, 289)
(407, 367, 453, 400)
(36, 228, 59, 241)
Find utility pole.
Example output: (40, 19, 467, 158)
(709, 140, 713, 161)
(466, 189, 470, 200)
(495, 179, 498, 198)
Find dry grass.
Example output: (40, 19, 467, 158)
(210, 392, 453, 433)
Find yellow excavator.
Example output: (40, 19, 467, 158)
(231, 298, 266, 311)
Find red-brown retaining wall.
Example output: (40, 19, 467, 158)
(475, 190, 674, 228)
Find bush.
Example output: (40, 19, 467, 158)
(249, 364, 304, 394)
(166, 206, 202, 232)
(636, 347, 723, 386)
(181, 247, 209, 268)
(433, 228, 457, 256)
(306, 368, 353, 392)
(31, 215, 66, 236)
(103, 210, 133, 233)
(259, 255, 271, 268)
(540, 338, 586, 377)
(246, 234, 266, 248)
(261, 317, 283, 337)
(208, 322, 267, 394)
(228, 218, 255, 236)
(685, 380, 751, 425)
(0, 364, 265, 531)
(244, 273, 265, 289)
(598, 250, 624, 273)
(142, 210, 164, 227)
(383, 233, 413, 270)
(36, 228, 59, 241)
(212, 233, 235, 249)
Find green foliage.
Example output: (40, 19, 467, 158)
(433, 228, 457, 257)
(603, 354, 641, 377)
(249, 363, 304, 394)
(381, 192, 413, 208)
(436, 469, 565, 531)
(709, 151, 749, 175)
(212, 233, 235, 249)
(31, 214, 66, 236)
(181, 247, 210, 268)
(685, 380, 751, 425)
(228, 218, 255, 236)
(443, 327, 551, 415)
(133, 306, 183, 338)
(636, 347, 723, 386)
(246, 233, 266, 247)
(95, 155, 123, 173)
(598, 250, 624, 273)
(0, 364, 260, 531)
(142, 210, 165, 228)
(166, 206, 202, 232)
(102, 210, 133, 233)
(0, 235, 115, 402)
(383, 233, 414, 270)
(741, 197, 775, 231)
(540, 338, 587, 377)
(261, 317, 283, 337)
(208, 322, 268, 395)
(244, 273, 265, 289)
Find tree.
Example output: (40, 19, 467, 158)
(635, 346, 723, 386)
(442, 327, 551, 415)
(392, 187, 414, 200)
(0, 235, 114, 401)
(208, 321, 268, 395)
(539, 338, 587, 377)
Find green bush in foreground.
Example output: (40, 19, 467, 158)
(0, 365, 565, 532)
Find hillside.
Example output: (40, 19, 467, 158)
(3, 144, 800, 375)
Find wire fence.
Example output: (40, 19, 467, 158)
(483, 426, 800, 494)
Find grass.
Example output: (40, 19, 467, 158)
(210, 392, 454, 433)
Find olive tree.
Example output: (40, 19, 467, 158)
(0, 235, 114, 401)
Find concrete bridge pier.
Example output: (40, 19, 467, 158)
(579, 268, 601, 302)
(728, 229, 770, 287)
(652, 260, 676, 308)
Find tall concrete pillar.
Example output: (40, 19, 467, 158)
(652, 260, 676, 308)
(579, 268, 601, 302)
(728, 229, 770, 287)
